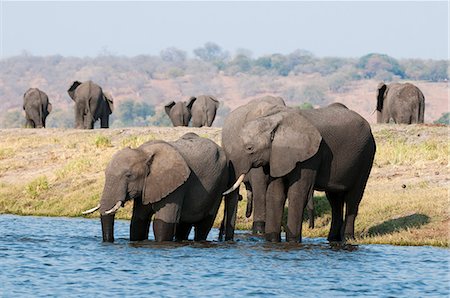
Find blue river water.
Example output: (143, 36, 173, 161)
(0, 215, 448, 297)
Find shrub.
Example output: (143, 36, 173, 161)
(25, 176, 49, 199)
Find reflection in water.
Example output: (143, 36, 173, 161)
(1, 215, 449, 297)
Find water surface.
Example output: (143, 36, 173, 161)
(1, 215, 448, 297)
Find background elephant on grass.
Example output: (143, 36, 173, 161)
(67, 81, 114, 129)
(220, 96, 314, 240)
(23, 88, 52, 128)
(187, 95, 220, 127)
(84, 133, 228, 242)
(377, 82, 425, 124)
(164, 101, 191, 126)
(227, 103, 375, 243)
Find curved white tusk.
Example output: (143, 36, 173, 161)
(223, 174, 245, 195)
(82, 204, 100, 215)
(105, 201, 122, 215)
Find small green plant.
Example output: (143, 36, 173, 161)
(94, 136, 112, 148)
(25, 176, 49, 199)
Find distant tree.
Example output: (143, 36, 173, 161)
(434, 112, 450, 125)
(193, 42, 229, 69)
(357, 53, 405, 79)
(0, 109, 23, 128)
(160, 47, 187, 64)
(148, 109, 172, 127)
(47, 109, 73, 128)
(115, 100, 155, 127)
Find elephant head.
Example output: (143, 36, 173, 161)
(67, 81, 82, 100)
(226, 110, 322, 189)
(376, 82, 387, 121)
(94, 141, 191, 242)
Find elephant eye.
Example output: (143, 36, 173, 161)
(245, 145, 254, 153)
(125, 173, 133, 179)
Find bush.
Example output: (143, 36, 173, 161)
(434, 112, 450, 125)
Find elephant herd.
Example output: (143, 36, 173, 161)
(82, 95, 377, 244)
(22, 80, 220, 129)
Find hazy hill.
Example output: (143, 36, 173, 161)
(1, 48, 448, 127)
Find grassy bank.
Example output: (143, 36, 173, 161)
(0, 125, 448, 247)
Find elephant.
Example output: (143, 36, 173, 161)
(376, 82, 425, 124)
(23, 88, 52, 128)
(83, 133, 229, 242)
(164, 101, 191, 126)
(67, 81, 114, 129)
(187, 95, 220, 127)
(220, 96, 314, 240)
(224, 102, 376, 243)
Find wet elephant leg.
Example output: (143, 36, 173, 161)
(152, 188, 184, 242)
(307, 196, 315, 229)
(326, 191, 345, 242)
(130, 199, 154, 241)
(249, 168, 268, 235)
(193, 214, 216, 241)
(264, 178, 286, 242)
(175, 223, 192, 241)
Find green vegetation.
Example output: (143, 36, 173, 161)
(0, 125, 448, 247)
(434, 112, 450, 125)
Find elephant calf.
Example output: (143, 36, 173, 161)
(84, 133, 228, 242)
(23, 88, 52, 128)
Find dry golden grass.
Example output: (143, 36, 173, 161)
(0, 124, 448, 246)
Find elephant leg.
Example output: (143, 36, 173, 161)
(206, 110, 217, 127)
(223, 191, 239, 241)
(84, 113, 94, 129)
(244, 182, 253, 218)
(152, 191, 184, 242)
(307, 196, 315, 229)
(326, 191, 345, 242)
(285, 168, 316, 243)
(100, 115, 109, 128)
(130, 199, 154, 241)
(194, 214, 216, 241)
(264, 178, 286, 242)
(175, 222, 192, 241)
(75, 105, 85, 129)
(249, 168, 268, 235)
(25, 119, 34, 128)
(342, 175, 370, 240)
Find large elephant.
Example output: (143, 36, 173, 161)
(187, 95, 220, 127)
(164, 101, 191, 126)
(220, 96, 314, 240)
(67, 81, 114, 129)
(225, 103, 376, 243)
(376, 82, 425, 124)
(83, 133, 228, 242)
(23, 88, 52, 128)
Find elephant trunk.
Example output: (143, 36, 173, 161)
(101, 214, 115, 242)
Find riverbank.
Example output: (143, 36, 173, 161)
(0, 125, 448, 247)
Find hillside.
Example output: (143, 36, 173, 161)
(0, 124, 448, 246)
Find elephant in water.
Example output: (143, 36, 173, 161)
(164, 101, 191, 126)
(83, 133, 229, 243)
(376, 82, 425, 124)
(187, 95, 220, 127)
(67, 81, 114, 129)
(220, 96, 315, 241)
(224, 103, 376, 243)
(23, 88, 52, 128)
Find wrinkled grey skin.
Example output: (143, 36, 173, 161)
(98, 133, 228, 242)
(187, 95, 220, 127)
(220, 96, 314, 240)
(165, 101, 191, 126)
(377, 82, 425, 124)
(234, 103, 376, 243)
(23, 88, 52, 128)
(67, 81, 114, 129)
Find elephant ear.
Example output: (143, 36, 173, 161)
(164, 101, 176, 116)
(377, 82, 387, 112)
(142, 143, 191, 205)
(270, 111, 322, 178)
(67, 81, 82, 100)
(186, 96, 197, 109)
(103, 92, 114, 114)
